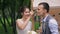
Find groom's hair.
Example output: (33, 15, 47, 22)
(38, 2, 50, 13)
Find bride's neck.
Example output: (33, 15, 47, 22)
(22, 17, 27, 22)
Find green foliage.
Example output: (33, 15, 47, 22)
(34, 22, 40, 30)
(0, 0, 31, 34)
(34, 16, 41, 31)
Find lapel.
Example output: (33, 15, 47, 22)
(42, 14, 52, 34)
(42, 14, 51, 32)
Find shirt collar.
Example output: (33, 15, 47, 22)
(43, 14, 49, 22)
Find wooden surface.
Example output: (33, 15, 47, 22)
(49, 7, 60, 28)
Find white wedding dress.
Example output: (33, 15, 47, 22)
(16, 19, 32, 34)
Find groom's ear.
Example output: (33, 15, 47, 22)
(44, 9, 47, 13)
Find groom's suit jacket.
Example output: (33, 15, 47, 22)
(42, 14, 59, 34)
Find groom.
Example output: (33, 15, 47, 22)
(37, 2, 59, 34)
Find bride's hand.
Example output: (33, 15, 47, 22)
(30, 10, 34, 17)
(27, 10, 34, 20)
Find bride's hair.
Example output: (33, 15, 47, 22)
(19, 6, 30, 13)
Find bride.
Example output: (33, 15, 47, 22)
(16, 6, 34, 34)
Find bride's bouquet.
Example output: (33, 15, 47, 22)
(27, 31, 38, 34)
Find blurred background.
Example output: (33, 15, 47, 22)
(0, 0, 60, 34)
(0, 0, 31, 34)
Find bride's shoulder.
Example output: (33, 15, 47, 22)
(16, 19, 22, 22)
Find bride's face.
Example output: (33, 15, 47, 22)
(23, 8, 30, 18)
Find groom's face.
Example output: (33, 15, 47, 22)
(37, 5, 45, 16)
